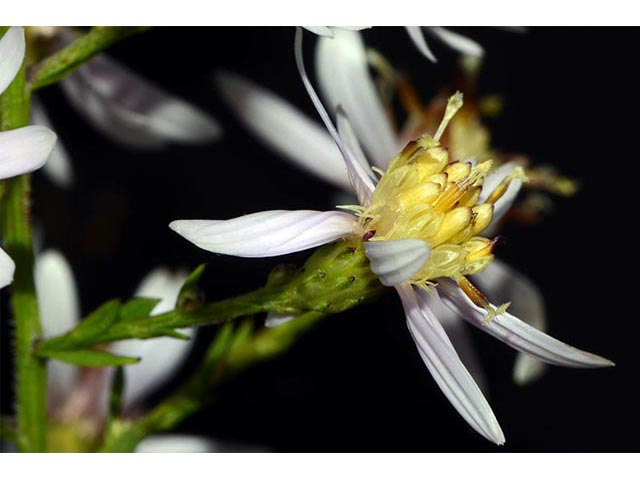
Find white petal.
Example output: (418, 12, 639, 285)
(30, 97, 74, 188)
(265, 312, 296, 328)
(364, 239, 430, 286)
(437, 279, 614, 368)
(294, 28, 373, 199)
(145, 99, 222, 143)
(419, 290, 489, 394)
(425, 27, 485, 57)
(170, 210, 359, 258)
(112, 269, 192, 409)
(214, 70, 351, 191)
(405, 26, 437, 63)
(336, 107, 376, 206)
(396, 284, 504, 444)
(303, 26, 335, 37)
(0, 126, 57, 180)
(479, 162, 523, 232)
(35, 250, 81, 399)
(315, 29, 397, 168)
(61, 54, 220, 147)
(134, 267, 188, 315)
(135, 435, 267, 453)
(0, 247, 15, 289)
(303, 27, 371, 37)
(0, 27, 25, 95)
(473, 260, 547, 385)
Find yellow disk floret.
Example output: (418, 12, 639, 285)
(354, 93, 522, 317)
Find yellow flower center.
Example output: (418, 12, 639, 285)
(353, 93, 525, 317)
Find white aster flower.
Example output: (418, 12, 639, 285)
(28, 27, 222, 188)
(0, 27, 57, 288)
(172, 29, 613, 445)
(34, 251, 194, 420)
(216, 28, 542, 385)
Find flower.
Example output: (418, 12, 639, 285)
(170, 29, 613, 445)
(305, 25, 496, 63)
(27, 27, 222, 188)
(215, 29, 551, 385)
(34, 250, 194, 448)
(0, 27, 57, 288)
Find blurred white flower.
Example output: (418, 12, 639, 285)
(34, 251, 194, 418)
(0, 27, 57, 288)
(171, 30, 613, 444)
(110, 267, 193, 409)
(215, 29, 544, 386)
(30, 27, 222, 188)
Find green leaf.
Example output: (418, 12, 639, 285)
(119, 298, 161, 321)
(177, 264, 206, 313)
(72, 299, 121, 340)
(43, 349, 140, 367)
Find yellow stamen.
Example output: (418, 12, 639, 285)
(434, 91, 464, 141)
(484, 166, 528, 205)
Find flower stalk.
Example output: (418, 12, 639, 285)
(0, 29, 47, 452)
(36, 238, 384, 357)
(100, 310, 325, 452)
(28, 26, 150, 90)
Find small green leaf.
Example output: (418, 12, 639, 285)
(43, 349, 140, 367)
(72, 299, 121, 340)
(177, 265, 206, 313)
(119, 297, 161, 321)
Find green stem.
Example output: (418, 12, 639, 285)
(36, 238, 384, 356)
(0, 37, 46, 452)
(28, 26, 150, 90)
(100, 312, 325, 452)
(36, 284, 288, 353)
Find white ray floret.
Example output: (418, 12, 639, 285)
(170, 210, 361, 258)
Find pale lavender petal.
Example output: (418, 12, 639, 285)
(364, 239, 430, 287)
(30, 97, 74, 188)
(425, 27, 484, 57)
(294, 28, 373, 199)
(335, 107, 376, 206)
(397, 284, 504, 444)
(35, 251, 81, 400)
(215, 70, 350, 191)
(265, 312, 296, 328)
(479, 162, 523, 232)
(405, 26, 437, 63)
(473, 260, 547, 385)
(420, 289, 489, 394)
(112, 269, 192, 409)
(0, 247, 15, 289)
(170, 210, 359, 258)
(0, 27, 25, 95)
(61, 54, 220, 147)
(0, 126, 57, 180)
(316, 29, 397, 167)
(437, 280, 614, 368)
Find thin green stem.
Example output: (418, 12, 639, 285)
(0, 38, 46, 452)
(100, 312, 325, 452)
(28, 26, 150, 90)
(36, 284, 289, 354)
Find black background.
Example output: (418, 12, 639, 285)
(1, 27, 637, 452)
